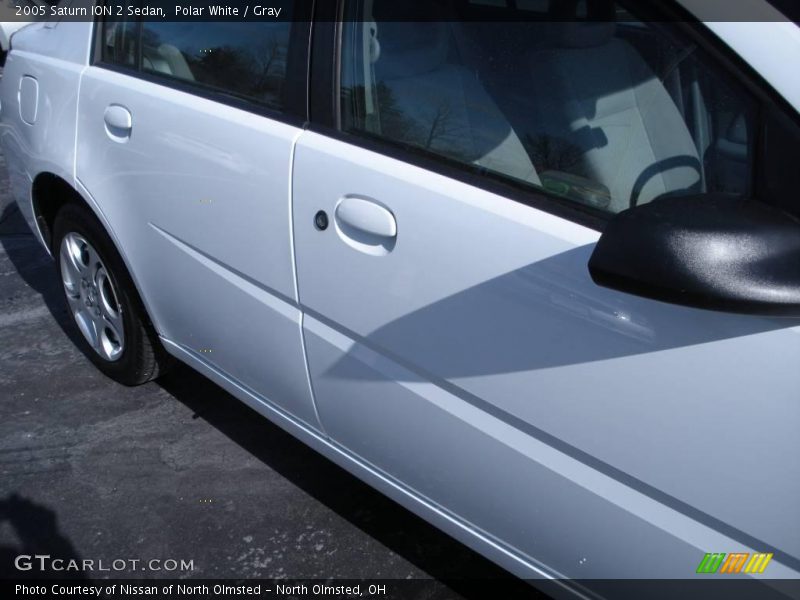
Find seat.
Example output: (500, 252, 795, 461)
(156, 44, 195, 80)
(371, 16, 541, 186)
(527, 0, 702, 211)
(142, 44, 195, 81)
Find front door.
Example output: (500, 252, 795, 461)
(292, 1, 800, 580)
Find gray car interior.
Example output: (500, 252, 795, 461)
(526, 16, 703, 212)
(363, 0, 715, 213)
(369, 16, 542, 186)
(143, 44, 195, 80)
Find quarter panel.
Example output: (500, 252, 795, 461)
(0, 22, 93, 241)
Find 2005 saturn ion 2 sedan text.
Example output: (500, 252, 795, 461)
(2, 0, 799, 595)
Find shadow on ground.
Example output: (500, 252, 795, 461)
(0, 494, 86, 580)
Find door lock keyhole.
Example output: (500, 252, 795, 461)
(314, 210, 329, 231)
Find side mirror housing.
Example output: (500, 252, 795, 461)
(588, 195, 800, 315)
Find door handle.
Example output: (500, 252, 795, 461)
(335, 197, 396, 238)
(333, 197, 397, 255)
(103, 104, 132, 141)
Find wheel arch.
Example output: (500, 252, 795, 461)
(31, 172, 83, 254)
(31, 171, 168, 341)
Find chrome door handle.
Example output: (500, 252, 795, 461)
(103, 104, 132, 141)
(335, 197, 397, 239)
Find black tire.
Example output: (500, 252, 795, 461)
(53, 202, 173, 385)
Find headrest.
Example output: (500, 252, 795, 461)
(556, 21, 616, 48)
(549, 0, 616, 48)
(371, 0, 453, 79)
(374, 21, 451, 79)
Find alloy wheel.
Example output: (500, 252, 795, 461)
(59, 232, 125, 362)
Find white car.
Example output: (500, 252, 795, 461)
(1, 0, 799, 595)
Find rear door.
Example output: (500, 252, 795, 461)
(77, 8, 320, 428)
(292, 0, 800, 580)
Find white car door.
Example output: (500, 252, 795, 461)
(76, 14, 320, 428)
(292, 1, 800, 582)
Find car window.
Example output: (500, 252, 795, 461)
(101, 4, 139, 68)
(340, 0, 759, 216)
(102, 17, 293, 111)
(139, 22, 291, 109)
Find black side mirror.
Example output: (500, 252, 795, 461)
(588, 195, 800, 315)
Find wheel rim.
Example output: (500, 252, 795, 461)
(59, 232, 125, 362)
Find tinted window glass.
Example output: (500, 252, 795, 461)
(140, 22, 292, 109)
(101, 11, 138, 68)
(340, 0, 759, 215)
(761, 110, 800, 218)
